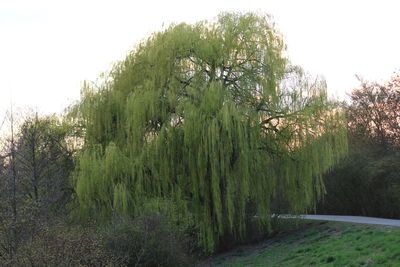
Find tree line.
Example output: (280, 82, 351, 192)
(318, 74, 400, 218)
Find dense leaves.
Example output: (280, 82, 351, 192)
(71, 13, 347, 251)
(102, 213, 194, 266)
(320, 149, 400, 218)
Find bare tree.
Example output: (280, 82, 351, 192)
(0, 104, 21, 219)
(348, 74, 400, 150)
(0, 110, 75, 263)
(14, 114, 74, 214)
(0, 109, 74, 217)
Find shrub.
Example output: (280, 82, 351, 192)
(1, 221, 115, 267)
(318, 150, 400, 218)
(102, 212, 194, 267)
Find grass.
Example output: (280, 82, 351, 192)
(199, 220, 400, 266)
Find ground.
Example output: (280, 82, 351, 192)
(199, 220, 400, 266)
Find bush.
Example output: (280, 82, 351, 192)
(317, 150, 400, 218)
(0, 218, 115, 267)
(0, 201, 44, 264)
(0, 202, 114, 267)
(102, 212, 194, 267)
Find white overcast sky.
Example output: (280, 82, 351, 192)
(1, 0, 400, 124)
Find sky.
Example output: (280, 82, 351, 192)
(1, 0, 400, 129)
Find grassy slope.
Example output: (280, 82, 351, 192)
(200, 220, 400, 266)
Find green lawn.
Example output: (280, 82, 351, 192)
(200, 220, 400, 266)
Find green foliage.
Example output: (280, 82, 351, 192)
(71, 12, 347, 252)
(74, 142, 132, 220)
(319, 149, 400, 218)
(102, 213, 194, 267)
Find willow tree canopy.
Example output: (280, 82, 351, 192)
(71, 12, 347, 252)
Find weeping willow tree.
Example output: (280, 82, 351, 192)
(70, 12, 347, 252)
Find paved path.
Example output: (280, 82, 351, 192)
(276, 214, 400, 227)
